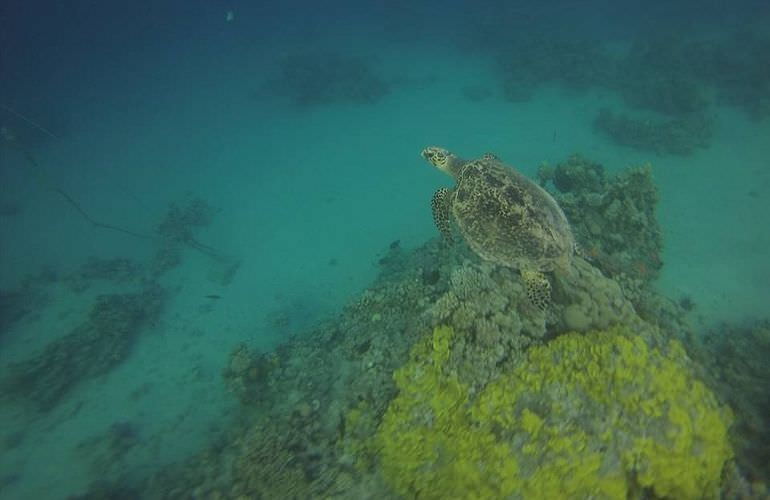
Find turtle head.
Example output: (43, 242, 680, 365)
(421, 146, 463, 178)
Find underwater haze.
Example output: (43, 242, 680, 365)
(1, 1, 770, 498)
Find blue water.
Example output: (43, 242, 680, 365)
(1, 1, 769, 498)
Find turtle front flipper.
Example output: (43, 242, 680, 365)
(521, 269, 551, 311)
(431, 188, 454, 244)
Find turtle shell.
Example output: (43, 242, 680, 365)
(451, 157, 574, 273)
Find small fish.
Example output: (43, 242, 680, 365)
(204, 294, 221, 300)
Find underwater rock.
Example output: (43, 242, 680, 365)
(0, 286, 164, 411)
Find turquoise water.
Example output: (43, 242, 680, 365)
(1, 1, 769, 498)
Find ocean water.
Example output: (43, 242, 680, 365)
(1, 1, 769, 498)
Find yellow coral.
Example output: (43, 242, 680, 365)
(378, 326, 520, 498)
(375, 325, 733, 500)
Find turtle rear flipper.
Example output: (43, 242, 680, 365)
(521, 269, 551, 311)
(431, 188, 454, 244)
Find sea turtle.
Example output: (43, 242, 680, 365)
(422, 146, 575, 310)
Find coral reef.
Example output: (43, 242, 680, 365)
(424, 255, 644, 391)
(623, 33, 770, 121)
(65, 257, 142, 292)
(618, 71, 708, 117)
(685, 320, 770, 485)
(264, 52, 391, 107)
(488, 30, 770, 155)
(426, 261, 541, 388)
(496, 37, 614, 102)
(0, 286, 164, 411)
(76, 421, 142, 477)
(537, 155, 667, 321)
(615, 38, 709, 117)
(709, 35, 770, 121)
(69, 151, 768, 498)
(66, 483, 140, 500)
(75, 257, 141, 283)
(130, 235, 659, 498)
(151, 196, 219, 276)
(222, 343, 278, 405)
(134, 241, 444, 498)
(0, 290, 35, 335)
(601, 43, 715, 155)
(537, 155, 662, 281)
(125, 237, 479, 498)
(0, 269, 57, 336)
(376, 325, 734, 500)
(593, 107, 713, 155)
